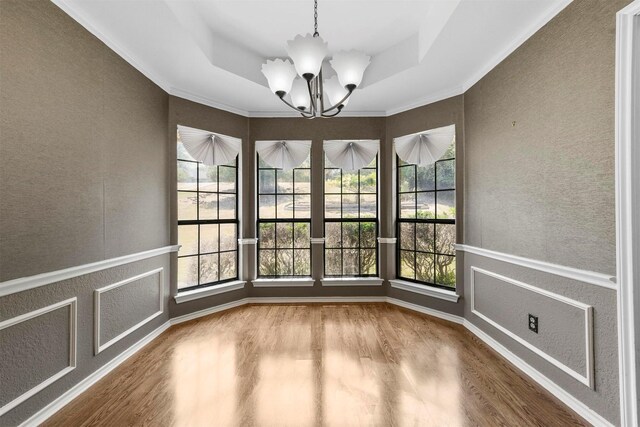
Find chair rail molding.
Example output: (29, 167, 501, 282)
(615, 2, 640, 425)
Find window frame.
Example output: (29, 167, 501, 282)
(395, 152, 456, 290)
(177, 154, 240, 292)
(323, 155, 379, 278)
(256, 154, 312, 278)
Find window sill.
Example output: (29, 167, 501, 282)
(174, 280, 246, 304)
(389, 279, 460, 302)
(252, 278, 315, 287)
(321, 277, 383, 287)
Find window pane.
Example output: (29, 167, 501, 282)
(325, 195, 341, 218)
(343, 249, 358, 275)
(294, 195, 311, 219)
(199, 193, 218, 220)
(325, 222, 341, 247)
(325, 249, 342, 275)
(259, 250, 277, 276)
(399, 223, 415, 251)
(294, 250, 311, 276)
(360, 249, 376, 275)
(325, 169, 341, 193)
(259, 195, 276, 218)
(400, 193, 415, 218)
(342, 171, 358, 193)
(342, 195, 358, 218)
(218, 166, 236, 193)
(276, 223, 293, 248)
(417, 164, 435, 191)
(178, 225, 198, 256)
(360, 194, 376, 218)
(436, 224, 456, 255)
(436, 160, 455, 190)
(416, 223, 434, 253)
(277, 195, 293, 218)
(437, 190, 455, 219)
(259, 222, 275, 248)
(178, 192, 197, 221)
(415, 252, 435, 283)
(200, 224, 219, 254)
(365, 157, 376, 168)
(294, 169, 311, 193)
(219, 224, 237, 251)
(277, 170, 293, 193)
(199, 164, 218, 192)
(200, 254, 219, 284)
(218, 194, 236, 219)
(399, 251, 415, 279)
(360, 222, 376, 248)
(259, 170, 276, 194)
(220, 251, 237, 281)
(293, 223, 310, 248)
(277, 250, 294, 275)
(177, 161, 197, 191)
(436, 255, 456, 287)
(399, 166, 415, 192)
(360, 169, 376, 193)
(177, 256, 198, 289)
(442, 140, 455, 159)
(416, 192, 435, 219)
(342, 222, 359, 248)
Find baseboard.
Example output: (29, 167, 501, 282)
(20, 320, 171, 427)
(247, 296, 388, 304)
(170, 299, 248, 325)
(463, 320, 613, 427)
(386, 297, 464, 324)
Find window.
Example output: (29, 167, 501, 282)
(324, 156, 378, 277)
(177, 138, 238, 290)
(257, 154, 311, 277)
(397, 141, 456, 289)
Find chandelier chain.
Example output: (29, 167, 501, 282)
(313, 0, 319, 37)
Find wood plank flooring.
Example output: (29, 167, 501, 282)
(44, 303, 588, 426)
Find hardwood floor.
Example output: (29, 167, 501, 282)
(45, 304, 587, 426)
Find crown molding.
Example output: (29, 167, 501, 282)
(169, 87, 250, 117)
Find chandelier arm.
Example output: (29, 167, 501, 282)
(318, 69, 325, 113)
(321, 85, 355, 114)
(321, 105, 343, 118)
(277, 94, 315, 118)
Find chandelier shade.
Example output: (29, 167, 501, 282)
(330, 50, 371, 89)
(324, 139, 379, 172)
(286, 34, 328, 79)
(393, 124, 456, 166)
(324, 75, 350, 107)
(261, 59, 297, 95)
(256, 140, 312, 170)
(290, 78, 311, 110)
(177, 125, 242, 166)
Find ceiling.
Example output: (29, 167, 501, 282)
(53, 0, 572, 117)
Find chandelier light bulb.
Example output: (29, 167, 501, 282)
(290, 78, 311, 110)
(261, 59, 297, 96)
(329, 50, 371, 89)
(286, 33, 328, 80)
(324, 75, 349, 107)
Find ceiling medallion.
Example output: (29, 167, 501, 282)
(261, 0, 370, 118)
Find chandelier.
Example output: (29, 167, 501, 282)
(261, 0, 370, 118)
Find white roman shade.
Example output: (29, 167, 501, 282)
(177, 125, 242, 166)
(393, 124, 455, 166)
(255, 140, 312, 170)
(323, 139, 379, 172)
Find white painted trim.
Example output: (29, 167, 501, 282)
(174, 280, 246, 304)
(385, 85, 465, 116)
(321, 277, 383, 287)
(377, 237, 397, 244)
(0, 298, 77, 417)
(94, 268, 164, 355)
(21, 320, 171, 427)
(456, 244, 616, 290)
(0, 245, 179, 298)
(248, 109, 387, 118)
(470, 266, 594, 388)
(616, 2, 640, 426)
(248, 296, 386, 304)
(386, 297, 464, 324)
(252, 278, 315, 287)
(389, 279, 460, 302)
(171, 299, 248, 325)
(310, 237, 326, 244)
(463, 320, 613, 427)
(238, 238, 258, 245)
